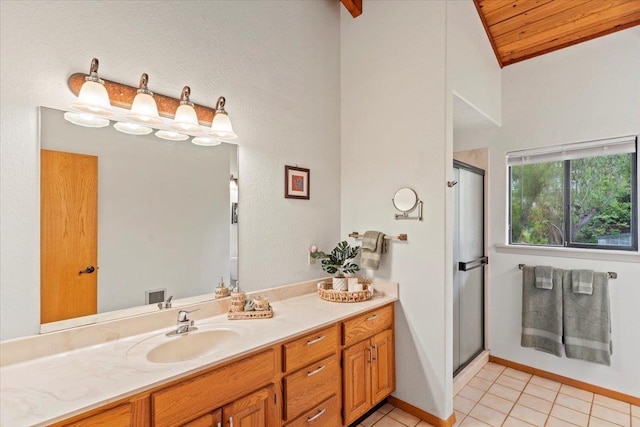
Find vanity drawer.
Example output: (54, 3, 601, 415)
(56, 403, 131, 427)
(343, 304, 393, 346)
(283, 324, 338, 373)
(284, 394, 340, 427)
(152, 349, 275, 427)
(283, 354, 339, 421)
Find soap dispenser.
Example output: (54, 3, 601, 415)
(214, 276, 230, 299)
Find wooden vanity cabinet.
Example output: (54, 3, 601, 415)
(342, 305, 395, 426)
(182, 409, 221, 427)
(152, 349, 277, 427)
(48, 302, 395, 427)
(53, 403, 133, 427)
(282, 324, 340, 425)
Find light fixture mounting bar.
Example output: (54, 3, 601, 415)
(67, 73, 218, 126)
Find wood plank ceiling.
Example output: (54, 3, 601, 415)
(340, 0, 640, 67)
(473, 0, 640, 67)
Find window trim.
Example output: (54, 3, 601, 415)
(508, 137, 638, 252)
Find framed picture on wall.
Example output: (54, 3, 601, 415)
(284, 165, 310, 200)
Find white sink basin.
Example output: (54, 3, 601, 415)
(128, 323, 247, 364)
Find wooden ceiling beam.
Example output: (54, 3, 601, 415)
(341, 0, 362, 18)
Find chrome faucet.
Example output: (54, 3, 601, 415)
(167, 309, 199, 336)
(157, 295, 173, 310)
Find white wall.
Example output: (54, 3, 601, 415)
(0, 0, 341, 340)
(455, 27, 640, 396)
(341, 1, 451, 419)
(40, 108, 233, 312)
(446, 0, 502, 126)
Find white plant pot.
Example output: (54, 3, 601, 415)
(332, 277, 348, 291)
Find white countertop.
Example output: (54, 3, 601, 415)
(0, 285, 397, 427)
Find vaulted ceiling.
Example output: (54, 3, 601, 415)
(473, 0, 640, 67)
(340, 0, 640, 67)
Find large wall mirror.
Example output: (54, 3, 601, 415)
(39, 107, 238, 332)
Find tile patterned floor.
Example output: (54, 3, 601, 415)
(353, 362, 639, 427)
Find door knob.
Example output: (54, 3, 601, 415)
(79, 266, 96, 275)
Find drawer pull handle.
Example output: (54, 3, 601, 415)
(367, 314, 378, 321)
(307, 365, 326, 377)
(372, 343, 378, 361)
(307, 408, 327, 423)
(306, 335, 326, 346)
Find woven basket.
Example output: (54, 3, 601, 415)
(317, 288, 372, 303)
(227, 307, 274, 320)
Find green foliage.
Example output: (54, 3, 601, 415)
(510, 153, 633, 247)
(310, 241, 360, 277)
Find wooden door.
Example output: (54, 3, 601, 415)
(41, 149, 98, 324)
(342, 340, 371, 425)
(182, 409, 222, 427)
(371, 329, 395, 404)
(223, 386, 275, 427)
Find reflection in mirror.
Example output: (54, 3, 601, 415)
(39, 107, 238, 332)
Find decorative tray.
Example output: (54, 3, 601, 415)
(317, 288, 372, 303)
(227, 307, 274, 320)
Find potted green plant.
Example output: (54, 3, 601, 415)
(310, 241, 360, 291)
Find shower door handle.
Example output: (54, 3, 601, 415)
(458, 256, 488, 272)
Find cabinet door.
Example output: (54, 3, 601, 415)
(342, 340, 371, 425)
(182, 409, 222, 427)
(223, 386, 276, 427)
(371, 329, 395, 404)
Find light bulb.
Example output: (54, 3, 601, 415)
(209, 96, 237, 140)
(169, 86, 201, 134)
(126, 73, 161, 125)
(70, 58, 114, 117)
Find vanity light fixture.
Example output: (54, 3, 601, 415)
(66, 58, 239, 145)
(126, 73, 162, 125)
(114, 73, 159, 135)
(169, 86, 202, 134)
(64, 58, 113, 128)
(209, 96, 237, 140)
(69, 58, 114, 117)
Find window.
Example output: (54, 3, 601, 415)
(508, 136, 638, 251)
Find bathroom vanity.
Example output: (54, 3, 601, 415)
(0, 281, 397, 427)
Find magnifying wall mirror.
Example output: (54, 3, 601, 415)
(392, 187, 423, 220)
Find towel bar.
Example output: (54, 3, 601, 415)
(518, 264, 617, 279)
(349, 232, 408, 241)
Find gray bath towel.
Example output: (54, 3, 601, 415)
(361, 231, 385, 270)
(571, 269, 594, 295)
(563, 270, 612, 366)
(521, 266, 563, 357)
(535, 265, 554, 289)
